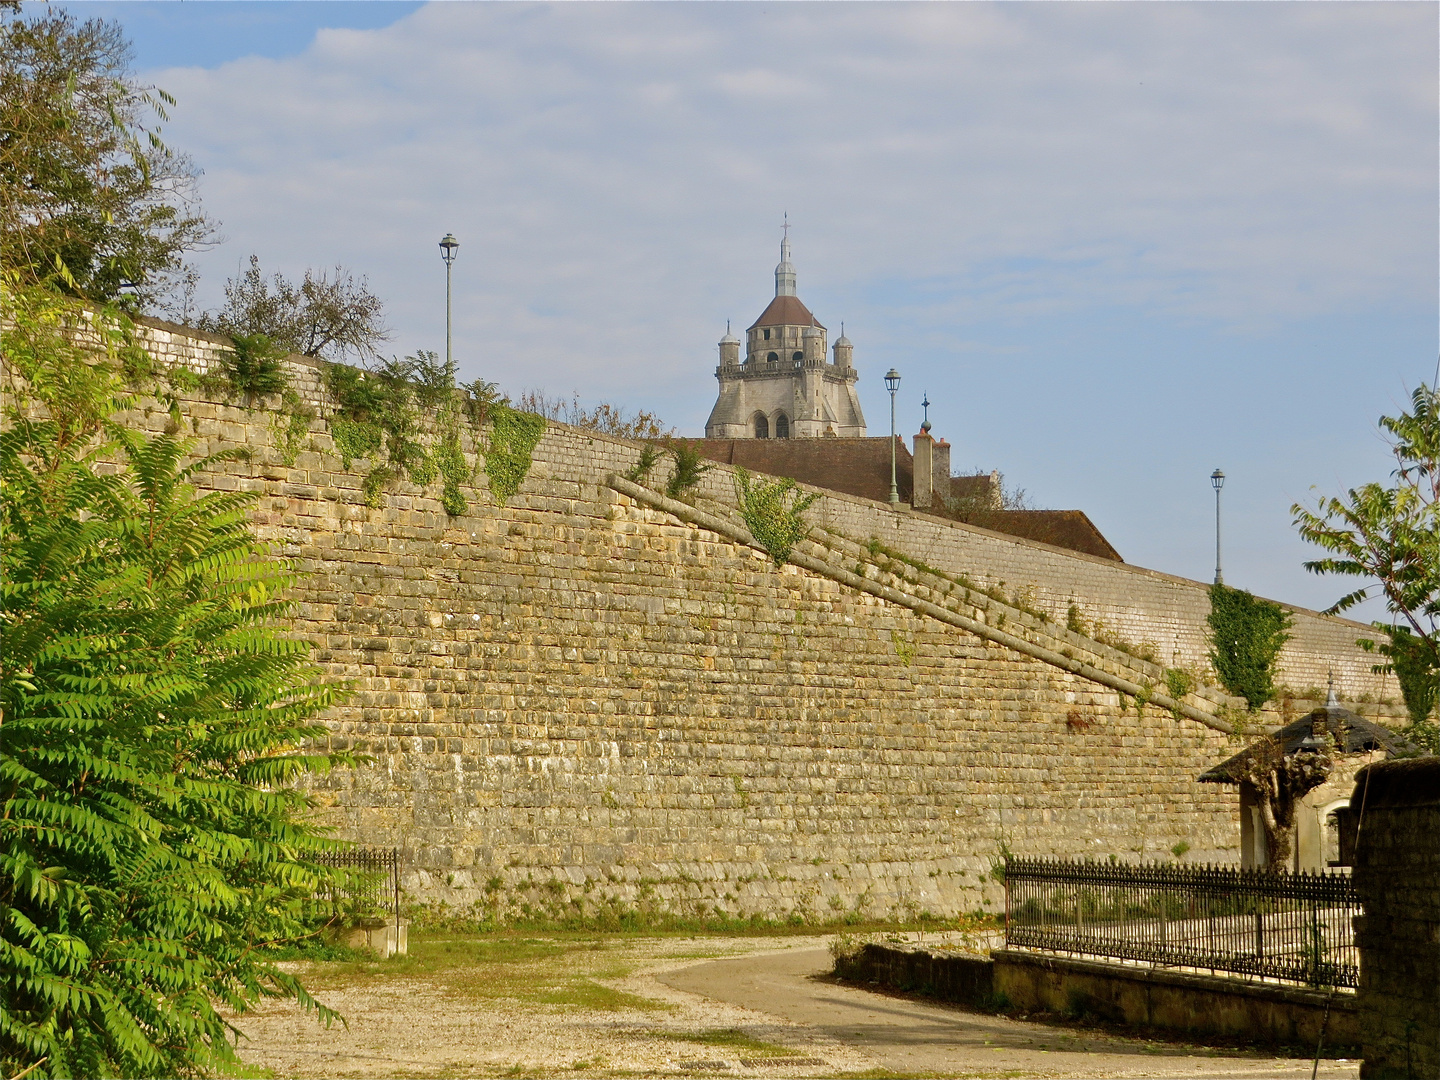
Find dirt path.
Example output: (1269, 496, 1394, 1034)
(659, 947, 1361, 1080)
(229, 934, 1361, 1079)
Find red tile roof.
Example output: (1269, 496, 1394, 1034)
(747, 295, 825, 331)
(693, 438, 912, 504)
(684, 438, 1122, 561)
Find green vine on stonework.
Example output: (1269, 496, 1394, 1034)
(734, 467, 820, 566)
(1207, 583, 1293, 710)
(269, 388, 314, 466)
(202, 333, 290, 405)
(322, 351, 483, 513)
(484, 405, 547, 505)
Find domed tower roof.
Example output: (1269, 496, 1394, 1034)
(719, 320, 740, 345)
(749, 295, 823, 331)
(749, 223, 825, 330)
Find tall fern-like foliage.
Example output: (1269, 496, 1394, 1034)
(1, 286, 351, 1078)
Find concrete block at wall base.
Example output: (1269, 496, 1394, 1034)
(992, 950, 1357, 1051)
(330, 918, 409, 959)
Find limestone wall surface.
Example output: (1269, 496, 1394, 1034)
(1351, 758, 1440, 1079)
(26, 317, 1401, 920)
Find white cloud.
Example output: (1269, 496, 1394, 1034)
(149, 2, 1433, 414)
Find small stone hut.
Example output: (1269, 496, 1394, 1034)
(1199, 690, 1411, 870)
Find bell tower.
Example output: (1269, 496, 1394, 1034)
(705, 225, 867, 439)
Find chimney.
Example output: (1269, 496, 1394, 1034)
(933, 439, 951, 509)
(912, 431, 934, 508)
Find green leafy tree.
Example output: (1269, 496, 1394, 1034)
(1293, 385, 1440, 751)
(1, 286, 349, 1078)
(0, 8, 215, 307)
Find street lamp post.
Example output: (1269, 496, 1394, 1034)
(1210, 468, 1225, 585)
(885, 368, 901, 505)
(439, 233, 459, 372)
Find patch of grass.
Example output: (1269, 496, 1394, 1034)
(656, 1028, 799, 1057)
(535, 979, 669, 1011)
(296, 933, 671, 1012)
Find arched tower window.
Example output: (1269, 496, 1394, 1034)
(754, 413, 769, 439)
(766, 351, 779, 363)
(775, 413, 789, 439)
(792, 351, 803, 363)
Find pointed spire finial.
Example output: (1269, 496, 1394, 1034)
(1326, 670, 1339, 708)
(921, 393, 932, 434)
(774, 215, 796, 297)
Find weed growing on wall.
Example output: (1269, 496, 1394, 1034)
(665, 439, 712, 501)
(1207, 583, 1293, 709)
(734, 467, 820, 566)
(270, 388, 314, 465)
(323, 352, 484, 512)
(207, 332, 289, 402)
(624, 444, 662, 484)
(891, 629, 917, 666)
(484, 405, 547, 505)
(1163, 667, 1196, 719)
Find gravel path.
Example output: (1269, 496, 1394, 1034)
(230, 934, 1361, 1079)
(661, 946, 1361, 1079)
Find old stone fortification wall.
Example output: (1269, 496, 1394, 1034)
(53, 318, 1399, 921)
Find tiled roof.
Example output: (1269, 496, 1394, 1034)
(747, 295, 825, 331)
(1199, 705, 1414, 784)
(952, 509, 1123, 562)
(686, 439, 1122, 561)
(693, 438, 911, 505)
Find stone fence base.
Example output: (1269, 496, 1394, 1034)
(834, 942, 1358, 1052)
(327, 917, 409, 959)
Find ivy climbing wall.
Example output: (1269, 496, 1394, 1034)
(92, 317, 1398, 921)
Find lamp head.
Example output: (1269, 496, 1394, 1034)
(439, 233, 459, 265)
(884, 368, 901, 394)
(1210, 468, 1225, 492)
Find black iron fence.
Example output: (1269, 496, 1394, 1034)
(313, 847, 402, 929)
(1004, 857, 1359, 988)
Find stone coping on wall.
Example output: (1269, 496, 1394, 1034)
(1351, 757, 1440, 807)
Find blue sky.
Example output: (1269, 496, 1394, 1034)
(66, 1, 1439, 626)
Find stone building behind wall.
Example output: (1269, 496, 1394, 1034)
(705, 230, 867, 439)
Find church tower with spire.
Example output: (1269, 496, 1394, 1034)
(705, 226, 867, 439)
